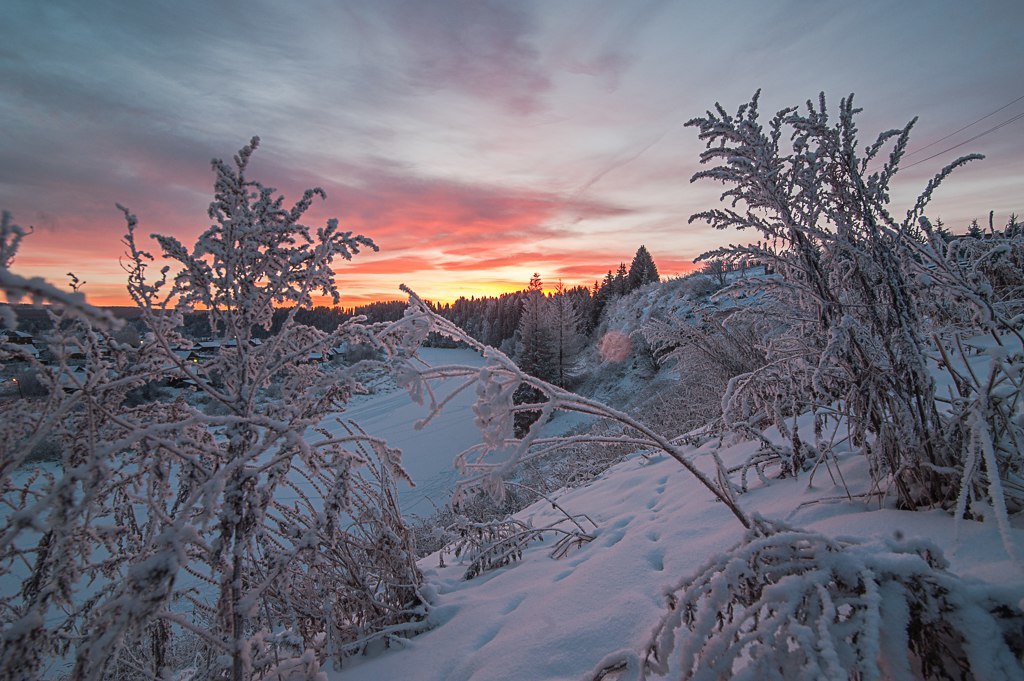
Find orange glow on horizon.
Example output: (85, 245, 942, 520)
(4, 261, 701, 312)
(6, 233, 704, 307)
(7, 175, 703, 312)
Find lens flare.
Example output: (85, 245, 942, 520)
(598, 330, 631, 363)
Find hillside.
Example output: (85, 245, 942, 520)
(328, 273, 1024, 680)
(330, 408, 1024, 680)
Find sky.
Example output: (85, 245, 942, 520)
(2, 0, 1023, 307)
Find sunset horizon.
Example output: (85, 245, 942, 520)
(3, 0, 1022, 310)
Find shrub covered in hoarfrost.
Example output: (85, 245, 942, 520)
(0, 140, 425, 680)
(594, 521, 1023, 681)
(682, 91, 1024, 542)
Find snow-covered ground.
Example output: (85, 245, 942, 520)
(332, 347, 487, 517)
(6, 344, 1022, 680)
(319, 347, 594, 517)
(327, 421, 1024, 681)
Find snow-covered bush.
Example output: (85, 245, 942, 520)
(644, 289, 776, 429)
(265, 423, 424, 659)
(444, 507, 594, 581)
(686, 91, 989, 509)
(909, 213, 1024, 546)
(594, 521, 1024, 681)
(0, 140, 424, 680)
(929, 214, 1024, 324)
(407, 418, 639, 561)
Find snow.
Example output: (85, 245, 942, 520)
(331, 347, 487, 516)
(317, 347, 595, 518)
(327, 425, 1024, 681)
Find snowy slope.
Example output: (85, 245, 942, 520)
(324, 347, 593, 518)
(329, 428, 1024, 681)
(316, 278, 1024, 680)
(334, 347, 486, 516)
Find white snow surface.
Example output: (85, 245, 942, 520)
(327, 406, 1024, 680)
(328, 347, 593, 517)
(335, 347, 487, 517)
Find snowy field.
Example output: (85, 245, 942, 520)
(328, 423, 1024, 681)
(5, 349, 1022, 679)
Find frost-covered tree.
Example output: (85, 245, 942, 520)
(0, 139, 425, 680)
(514, 273, 556, 382)
(700, 257, 731, 288)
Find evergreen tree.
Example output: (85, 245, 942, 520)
(592, 270, 615, 327)
(627, 245, 660, 291)
(614, 262, 628, 296)
(514, 273, 556, 381)
(550, 281, 584, 387)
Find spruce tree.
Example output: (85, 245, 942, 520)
(514, 273, 556, 381)
(550, 281, 584, 387)
(591, 270, 615, 327)
(627, 245, 660, 291)
(614, 263, 628, 296)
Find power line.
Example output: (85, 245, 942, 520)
(904, 93, 1024, 159)
(902, 109, 1024, 170)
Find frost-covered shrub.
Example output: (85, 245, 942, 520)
(594, 522, 1024, 681)
(447, 517, 542, 579)
(257, 424, 425, 659)
(677, 273, 722, 300)
(408, 420, 635, 561)
(0, 141, 424, 680)
(933, 215, 1024, 322)
(684, 92, 988, 509)
(909, 219, 1024, 551)
(645, 295, 774, 417)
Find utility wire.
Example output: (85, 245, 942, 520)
(903, 93, 1024, 159)
(902, 109, 1024, 170)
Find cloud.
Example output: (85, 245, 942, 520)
(554, 0, 673, 91)
(548, 254, 698, 281)
(335, 254, 442, 276)
(375, 0, 550, 114)
(7, 144, 639, 306)
(3, 0, 1022, 309)
(309, 164, 633, 254)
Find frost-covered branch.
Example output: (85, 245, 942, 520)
(390, 285, 753, 529)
